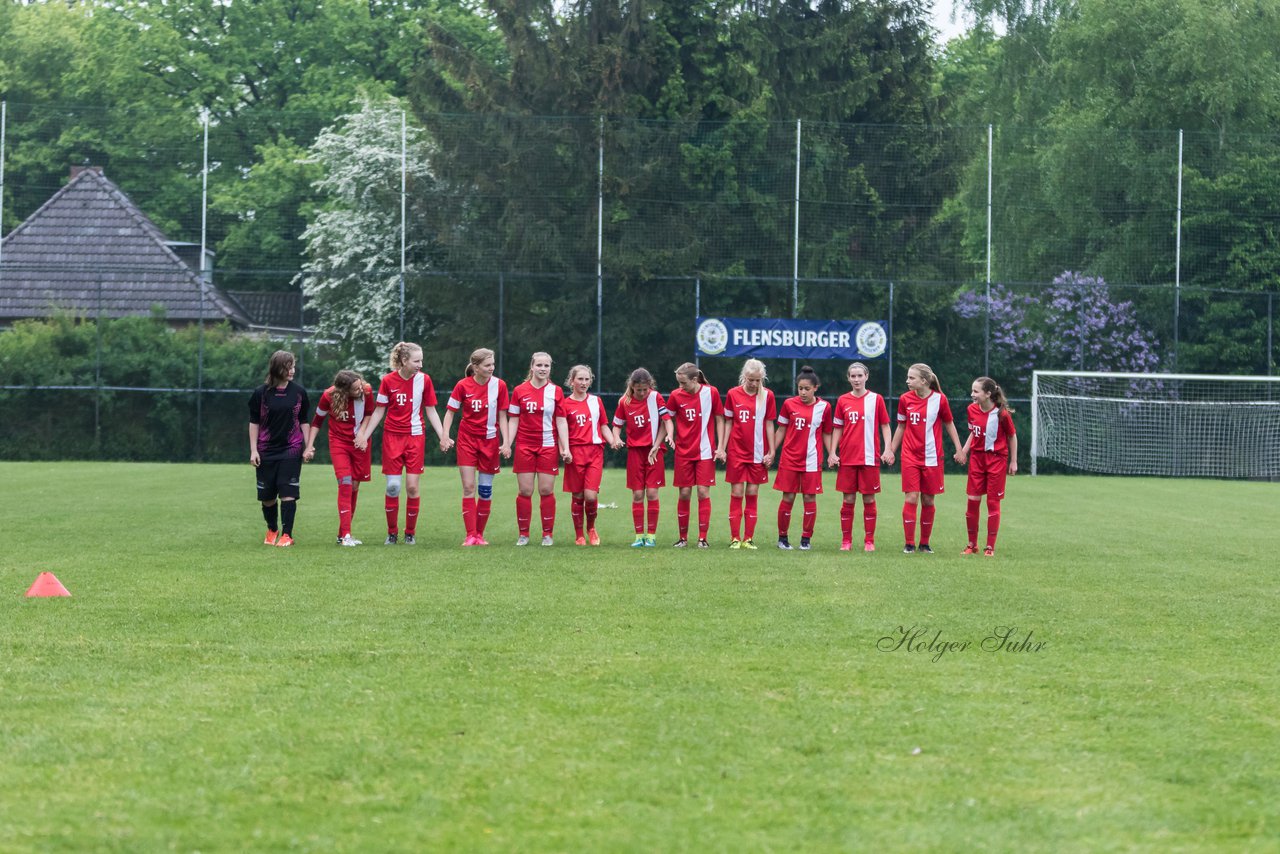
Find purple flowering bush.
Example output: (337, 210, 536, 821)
(955, 272, 1162, 384)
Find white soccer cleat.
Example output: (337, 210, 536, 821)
(337, 534, 361, 547)
(541, 535, 554, 546)
(516, 535, 530, 546)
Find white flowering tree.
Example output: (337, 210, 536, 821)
(296, 96, 434, 369)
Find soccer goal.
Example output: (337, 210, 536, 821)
(1031, 371, 1280, 478)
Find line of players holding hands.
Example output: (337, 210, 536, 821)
(252, 341, 1017, 556)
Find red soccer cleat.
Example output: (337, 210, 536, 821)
(264, 529, 279, 546)
(275, 534, 294, 548)
(962, 545, 980, 555)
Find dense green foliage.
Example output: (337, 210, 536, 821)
(0, 314, 341, 461)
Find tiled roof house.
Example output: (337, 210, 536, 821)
(0, 166, 251, 327)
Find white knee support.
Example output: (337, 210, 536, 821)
(385, 475, 402, 498)
(477, 473, 494, 501)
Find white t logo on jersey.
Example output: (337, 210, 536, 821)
(575, 413, 588, 427)
(395, 392, 408, 406)
(910, 412, 921, 425)
(471, 400, 484, 412)
(794, 416, 808, 430)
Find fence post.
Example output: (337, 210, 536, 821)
(694, 276, 701, 370)
(1269, 292, 1274, 376)
(95, 274, 103, 456)
(792, 119, 801, 383)
(197, 108, 210, 461)
(887, 280, 894, 395)
(596, 116, 604, 390)
(985, 123, 993, 377)
(0, 100, 6, 286)
(400, 110, 407, 342)
(1173, 129, 1183, 370)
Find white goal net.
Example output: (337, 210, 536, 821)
(1031, 371, 1280, 478)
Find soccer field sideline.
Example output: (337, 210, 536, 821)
(2, 462, 1278, 851)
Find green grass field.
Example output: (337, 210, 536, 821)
(1, 462, 1277, 852)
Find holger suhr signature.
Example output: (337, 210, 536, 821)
(877, 625, 1046, 662)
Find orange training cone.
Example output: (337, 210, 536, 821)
(25, 572, 71, 598)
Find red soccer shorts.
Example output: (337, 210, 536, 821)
(381, 431, 425, 475)
(836, 464, 881, 495)
(901, 462, 945, 495)
(563, 443, 604, 493)
(773, 467, 824, 495)
(626, 446, 666, 490)
(966, 452, 1008, 498)
(330, 442, 372, 482)
(513, 444, 560, 475)
(673, 457, 716, 488)
(725, 458, 769, 485)
(455, 431, 501, 474)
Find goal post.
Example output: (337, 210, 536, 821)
(1031, 371, 1280, 478)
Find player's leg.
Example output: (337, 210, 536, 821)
(840, 494, 856, 550)
(696, 482, 712, 547)
(458, 465, 479, 543)
(862, 493, 878, 551)
(257, 459, 280, 544)
(515, 470, 536, 544)
(776, 490, 796, 548)
(675, 483, 693, 545)
(918, 492, 936, 553)
(537, 469, 557, 543)
(743, 482, 760, 547)
(727, 478, 747, 545)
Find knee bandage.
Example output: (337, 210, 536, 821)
(477, 473, 494, 501)
(339, 475, 353, 486)
(385, 475, 402, 498)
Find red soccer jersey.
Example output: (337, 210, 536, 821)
(666, 384, 723, 461)
(559, 394, 609, 446)
(723, 386, 777, 465)
(612, 392, 670, 449)
(311, 383, 374, 446)
(508, 380, 564, 449)
(966, 403, 1016, 455)
(776, 396, 833, 473)
(834, 391, 890, 466)
(375, 370, 438, 436)
(447, 376, 509, 441)
(896, 390, 954, 467)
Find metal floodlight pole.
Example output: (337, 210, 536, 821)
(400, 110, 407, 342)
(0, 101, 6, 284)
(792, 119, 801, 383)
(197, 108, 210, 460)
(985, 124, 993, 377)
(596, 116, 604, 391)
(1174, 129, 1184, 370)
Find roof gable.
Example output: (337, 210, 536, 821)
(0, 169, 250, 326)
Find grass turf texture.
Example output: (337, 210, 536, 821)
(1, 462, 1277, 851)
